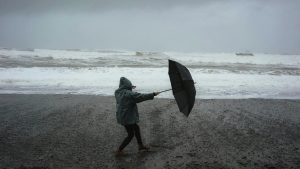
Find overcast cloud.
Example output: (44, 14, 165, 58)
(0, 0, 299, 53)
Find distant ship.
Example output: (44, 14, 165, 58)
(236, 52, 254, 56)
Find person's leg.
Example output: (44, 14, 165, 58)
(133, 124, 149, 151)
(133, 123, 143, 146)
(118, 125, 134, 151)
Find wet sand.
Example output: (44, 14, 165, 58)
(0, 94, 299, 169)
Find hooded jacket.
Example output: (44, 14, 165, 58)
(115, 77, 154, 125)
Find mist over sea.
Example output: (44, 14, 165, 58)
(0, 48, 299, 99)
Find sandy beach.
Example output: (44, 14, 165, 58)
(0, 94, 299, 169)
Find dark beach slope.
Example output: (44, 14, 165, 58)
(0, 94, 299, 169)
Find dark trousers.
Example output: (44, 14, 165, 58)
(118, 123, 143, 151)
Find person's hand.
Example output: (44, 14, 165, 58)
(153, 92, 160, 96)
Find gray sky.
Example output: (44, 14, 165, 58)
(0, 0, 299, 53)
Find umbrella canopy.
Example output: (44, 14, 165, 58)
(168, 60, 196, 116)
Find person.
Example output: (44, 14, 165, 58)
(114, 77, 159, 156)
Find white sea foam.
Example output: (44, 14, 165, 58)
(0, 67, 299, 99)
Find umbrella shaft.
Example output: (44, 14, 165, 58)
(159, 82, 196, 94)
(159, 89, 172, 93)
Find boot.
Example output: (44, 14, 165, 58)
(138, 145, 150, 151)
(115, 150, 124, 156)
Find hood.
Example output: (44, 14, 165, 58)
(118, 77, 133, 90)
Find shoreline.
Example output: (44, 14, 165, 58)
(0, 94, 299, 168)
(1, 93, 300, 100)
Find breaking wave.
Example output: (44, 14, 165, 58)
(0, 47, 299, 98)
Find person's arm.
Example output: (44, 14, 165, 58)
(130, 92, 158, 103)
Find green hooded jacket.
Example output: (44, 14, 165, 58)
(115, 77, 154, 125)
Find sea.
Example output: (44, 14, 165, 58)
(0, 48, 299, 99)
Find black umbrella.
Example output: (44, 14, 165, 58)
(159, 60, 196, 116)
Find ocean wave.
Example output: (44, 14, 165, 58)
(0, 56, 299, 76)
(0, 48, 299, 76)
